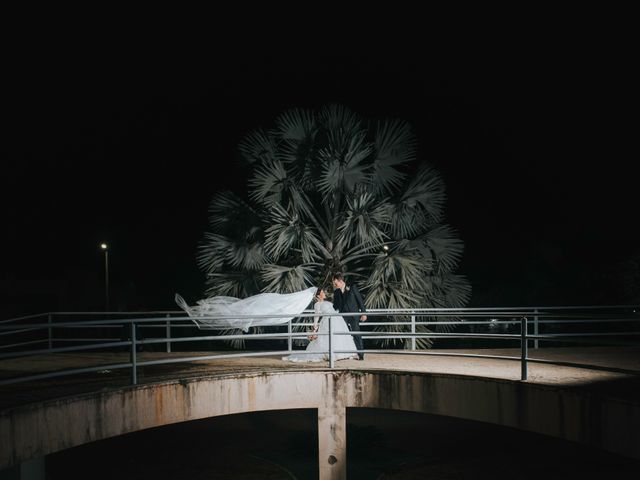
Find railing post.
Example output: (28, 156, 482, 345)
(533, 308, 539, 349)
(521, 316, 528, 381)
(131, 322, 137, 385)
(328, 316, 334, 369)
(288, 319, 293, 352)
(411, 312, 416, 350)
(47, 313, 53, 350)
(166, 314, 171, 353)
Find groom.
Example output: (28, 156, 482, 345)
(332, 273, 367, 360)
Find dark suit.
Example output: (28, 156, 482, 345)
(333, 283, 366, 359)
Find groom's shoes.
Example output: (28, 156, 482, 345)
(358, 355, 365, 360)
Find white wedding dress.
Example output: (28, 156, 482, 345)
(175, 287, 317, 332)
(283, 300, 359, 363)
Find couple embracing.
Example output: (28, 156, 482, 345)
(284, 273, 367, 363)
(175, 273, 367, 363)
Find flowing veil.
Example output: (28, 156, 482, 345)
(175, 287, 317, 332)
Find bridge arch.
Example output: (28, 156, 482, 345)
(2, 370, 638, 479)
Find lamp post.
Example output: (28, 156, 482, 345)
(100, 243, 109, 311)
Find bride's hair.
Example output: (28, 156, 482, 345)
(315, 287, 329, 301)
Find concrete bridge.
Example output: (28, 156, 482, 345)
(1, 347, 639, 479)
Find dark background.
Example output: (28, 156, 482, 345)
(2, 49, 637, 317)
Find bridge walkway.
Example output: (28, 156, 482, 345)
(1, 346, 639, 411)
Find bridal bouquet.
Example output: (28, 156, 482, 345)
(308, 324, 319, 341)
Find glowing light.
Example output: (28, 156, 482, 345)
(100, 243, 108, 250)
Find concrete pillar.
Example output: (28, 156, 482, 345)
(0, 457, 45, 480)
(317, 377, 347, 480)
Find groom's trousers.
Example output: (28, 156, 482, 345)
(345, 316, 364, 359)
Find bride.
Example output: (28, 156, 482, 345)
(283, 288, 359, 363)
(176, 286, 359, 362)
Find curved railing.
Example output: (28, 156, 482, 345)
(0, 306, 639, 387)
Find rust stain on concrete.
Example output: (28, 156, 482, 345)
(154, 388, 164, 423)
(247, 378, 256, 411)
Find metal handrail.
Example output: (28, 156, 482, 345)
(0, 307, 638, 387)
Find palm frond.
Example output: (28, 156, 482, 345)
(207, 191, 262, 238)
(316, 158, 343, 198)
(274, 108, 317, 142)
(273, 109, 319, 190)
(318, 104, 362, 138)
(337, 191, 389, 248)
(413, 274, 471, 337)
(212, 327, 251, 350)
(199, 192, 265, 274)
(439, 274, 472, 309)
(391, 238, 435, 271)
(260, 264, 317, 293)
(238, 128, 277, 164)
(317, 130, 372, 196)
(419, 225, 465, 273)
(289, 187, 331, 246)
(371, 119, 416, 194)
(387, 201, 424, 239)
(367, 249, 430, 294)
(226, 240, 268, 270)
(248, 159, 290, 206)
(413, 325, 435, 349)
(264, 204, 324, 263)
(418, 274, 471, 310)
(205, 271, 261, 298)
(398, 165, 446, 224)
(279, 136, 318, 191)
(365, 281, 421, 309)
(197, 233, 231, 274)
(198, 233, 267, 272)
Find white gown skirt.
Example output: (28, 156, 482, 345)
(283, 314, 359, 362)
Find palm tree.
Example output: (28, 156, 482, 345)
(198, 104, 471, 348)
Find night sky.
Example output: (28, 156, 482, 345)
(2, 51, 637, 317)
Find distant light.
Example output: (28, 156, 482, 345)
(100, 243, 108, 250)
(382, 245, 389, 251)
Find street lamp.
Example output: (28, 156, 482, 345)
(100, 243, 109, 311)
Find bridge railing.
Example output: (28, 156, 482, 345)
(0, 306, 638, 387)
(2, 306, 638, 352)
